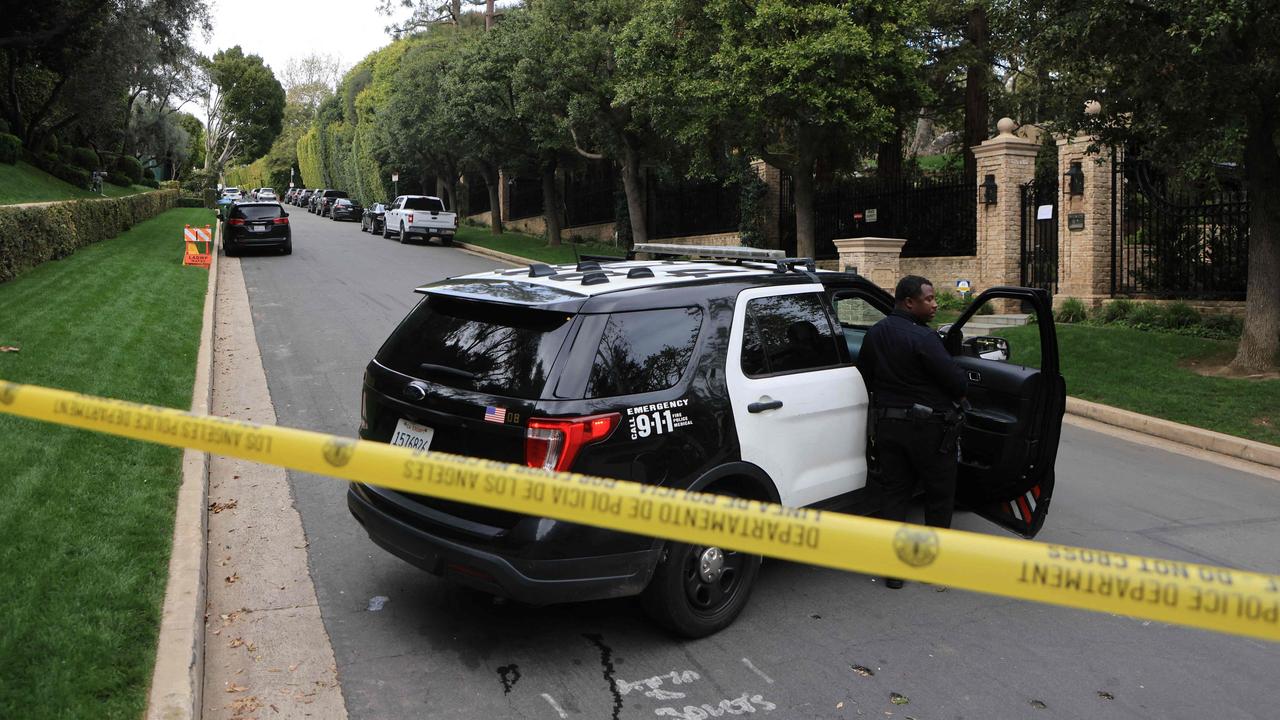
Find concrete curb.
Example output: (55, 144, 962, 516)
(455, 241, 538, 267)
(1066, 396, 1280, 469)
(145, 217, 220, 720)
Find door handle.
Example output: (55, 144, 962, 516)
(748, 399, 784, 413)
(967, 370, 982, 383)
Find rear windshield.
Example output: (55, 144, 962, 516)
(323, 190, 348, 198)
(377, 295, 573, 399)
(404, 197, 445, 211)
(334, 199, 352, 206)
(230, 204, 284, 220)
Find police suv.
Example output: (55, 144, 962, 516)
(348, 245, 1066, 637)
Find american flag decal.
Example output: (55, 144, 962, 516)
(484, 406, 507, 423)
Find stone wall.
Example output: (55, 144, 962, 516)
(565, 220, 616, 242)
(900, 256, 981, 296)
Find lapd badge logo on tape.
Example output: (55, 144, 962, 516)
(323, 438, 356, 468)
(0, 382, 16, 406)
(893, 526, 940, 567)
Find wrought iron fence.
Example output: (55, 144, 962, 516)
(506, 176, 544, 220)
(564, 162, 617, 228)
(647, 172, 740, 239)
(1020, 178, 1059, 294)
(1111, 157, 1248, 299)
(779, 174, 976, 260)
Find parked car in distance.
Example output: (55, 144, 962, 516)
(317, 189, 349, 217)
(283, 189, 296, 204)
(360, 202, 388, 235)
(381, 195, 457, 245)
(258, 189, 278, 202)
(308, 189, 327, 213)
(221, 186, 243, 201)
(330, 197, 363, 221)
(222, 201, 292, 257)
(298, 188, 316, 208)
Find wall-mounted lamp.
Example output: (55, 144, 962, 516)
(980, 174, 998, 205)
(1065, 161, 1085, 196)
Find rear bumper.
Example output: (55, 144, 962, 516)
(406, 225, 455, 237)
(347, 482, 661, 604)
(225, 231, 289, 248)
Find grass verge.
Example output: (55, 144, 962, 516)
(997, 323, 1278, 446)
(0, 161, 149, 205)
(456, 223, 625, 264)
(0, 207, 214, 718)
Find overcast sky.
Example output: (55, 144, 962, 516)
(194, 0, 414, 78)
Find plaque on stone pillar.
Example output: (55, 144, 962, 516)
(1068, 212, 1085, 231)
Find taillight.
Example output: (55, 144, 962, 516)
(228, 218, 245, 225)
(407, 212, 414, 223)
(273, 217, 289, 225)
(525, 413, 619, 472)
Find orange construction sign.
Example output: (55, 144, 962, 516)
(183, 225, 212, 268)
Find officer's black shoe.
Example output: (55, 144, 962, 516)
(885, 577, 904, 589)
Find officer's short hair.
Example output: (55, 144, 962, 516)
(895, 275, 933, 303)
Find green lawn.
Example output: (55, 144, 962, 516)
(0, 208, 213, 718)
(996, 323, 1278, 446)
(0, 161, 151, 205)
(456, 223, 626, 264)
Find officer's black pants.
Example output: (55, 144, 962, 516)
(875, 418, 957, 529)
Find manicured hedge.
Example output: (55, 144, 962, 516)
(0, 133, 21, 164)
(0, 189, 178, 283)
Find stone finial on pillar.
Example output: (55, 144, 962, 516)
(971, 118, 1040, 300)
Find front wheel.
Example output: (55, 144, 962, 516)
(399, 225, 409, 244)
(641, 531, 761, 638)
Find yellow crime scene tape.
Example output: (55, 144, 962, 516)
(2, 379, 1278, 642)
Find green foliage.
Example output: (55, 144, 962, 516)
(206, 46, 287, 166)
(139, 176, 160, 189)
(115, 155, 144, 183)
(1202, 313, 1244, 338)
(106, 171, 133, 187)
(1126, 302, 1163, 327)
(1161, 302, 1201, 330)
(0, 134, 20, 165)
(1054, 297, 1088, 323)
(0, 190, 179, 282)
(68, 147, 98, 171)
(1095, 299, 1134, 324)
(936, 289, 967, 311)
(52, 164, 91, 189)
(737, 163, 769, 248)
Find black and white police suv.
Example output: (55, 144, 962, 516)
(348, 244, 1066, 637)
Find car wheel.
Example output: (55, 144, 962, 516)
(640, 492, 761, 638)
(224, 242, 239, 257)
(281, 242, 292, 256)
(381, 222, 391, 239)
(441, 236, 453, 247)
(399, 224, 409, 244)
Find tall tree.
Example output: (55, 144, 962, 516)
(1028, 0, 1279, 373)
(200, 47, 286, 177)
(282, 53, 341, 117)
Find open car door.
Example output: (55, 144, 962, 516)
(943, 287, 1066, 538)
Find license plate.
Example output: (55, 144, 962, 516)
(390, 418, 434, 453)
(249, 224, 268, 232)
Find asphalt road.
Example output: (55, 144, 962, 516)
(236, 206, 1280, 720)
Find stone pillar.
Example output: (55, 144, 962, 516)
(834, 237, 907, 289)
(751, 159, 784, 250)
(1055, 135, 1113, 307)
(971, 118, 1039, 298)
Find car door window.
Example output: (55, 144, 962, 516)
(586, 307, 703, 398)
(832, 295, 886, 365)
(740, 293, 841, 377)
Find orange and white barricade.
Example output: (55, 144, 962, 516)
(182, 225, 212, 268)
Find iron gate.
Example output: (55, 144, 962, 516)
(1020, 178, 1059, 294)
(1111, 156, 1248, 298)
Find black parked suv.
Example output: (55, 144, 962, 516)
(316, 189, 348, 217)
(330, 197, 363, 221)
(222, 202, 292, 256)
(349, 245, 1065, 637)
(360, 202, 387, 234)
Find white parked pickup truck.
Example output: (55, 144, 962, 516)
(382, 195, 457, 246)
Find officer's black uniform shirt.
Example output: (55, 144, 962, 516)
(859, 308, 967, 410)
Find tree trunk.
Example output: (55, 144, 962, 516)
(877, 131, 903, 180)
(483, 165, 503, 235)
(792, 154, 817, 259)
(962, 3, 990, 180)
(1228, 111, 1280, 373)
(541, 157, 562, 247)
(620, 139, 647, 249)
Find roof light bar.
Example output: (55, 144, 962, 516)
(632, 243, 785, 261)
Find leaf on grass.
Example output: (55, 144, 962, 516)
(0, 346, 20, 353)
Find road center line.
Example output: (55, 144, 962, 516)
(741, 657, 774, 684)
(541, 693, 568, 719)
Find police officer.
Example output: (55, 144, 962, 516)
(858, 275, 968, 589)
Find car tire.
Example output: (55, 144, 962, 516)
(399, 224, 409, 244)
(441, 236, 453, 247)
(640, 491, 761, 638)
(381, 222, 392, 239)
(281, 242, 292, 256)
(224, 242, 239, 257)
